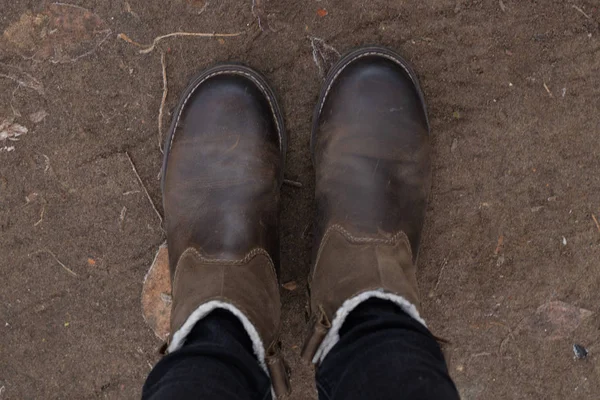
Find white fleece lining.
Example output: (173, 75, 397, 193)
(167, 301, 268, 374)
(313, 289, 427, 364)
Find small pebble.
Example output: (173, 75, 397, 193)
(451, 138, 458, 152)
(160, 293, 172, 304)
(573, 344, 588, 359)
(496, 254, 505, 267)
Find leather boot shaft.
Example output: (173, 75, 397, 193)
(303, 47, 431, 363)
(162, 65, 290, 396)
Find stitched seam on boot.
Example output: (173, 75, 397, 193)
(173, 247, 278, 297)
(312, 224, 413, 280)
(169, 70, 282, 154)
(317, 51, 418, 116)
(186, 247, 273, 265)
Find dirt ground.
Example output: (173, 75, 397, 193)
(1, 0, 600, 398)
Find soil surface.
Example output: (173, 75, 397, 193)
(1, 0, 600, 399)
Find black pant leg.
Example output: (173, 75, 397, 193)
(317, 299, 459, 400)
(143, 309, 272, 400)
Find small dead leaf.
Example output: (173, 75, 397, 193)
(494, 235, 504, 255)
(451, 138, 458, 153)
(2, 4, 111, 63)
(0, 118, 27, 141)
(25, 192, 39, 203)
(516, 301, 593, 340)
(309, 36, 341, 79)
(29, 110, 48, 123)
(317, 8, 328, 17)
(185, 0, 209, 14)
(142, 244, 171, 340)
(282, 281, 298, 292)
(282, 281, 298, 291)
(64, 321, 70, 327)
(87, 258, 96, 266)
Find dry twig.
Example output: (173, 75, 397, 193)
(0, 118, 27, 141)
(118, 31, 243, 54)
(34, 204, 45, 227)
(252, 0, 267, 31)
(42, 154, 51, 173)
(31, 249, 77, 277)
(592, 214, 600, 233)
(302, 222, 313, 238)
(124, 0, 140, 20)
(494, 235, 504, 255)
(119, 206, 127, 230)
(0, 63, 45, 94)
(158, 52, 168, 153)
(309, 36, 341, 79)
(10, 85, 21, 117)
(196, 1, 210, 15)
(543, 82, 553, 98)
(433, 258, 449, 292)
(283, 178, 303, 188)
(572, 5, 591, 19)
(498, 0, 507, 12)
(125, 152, 163, 224)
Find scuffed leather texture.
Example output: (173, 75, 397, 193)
(313, 52, 430, 259)
(305, 48, 431, 359)
(161, 67, 286, 389)
(164, 72, 283, 276)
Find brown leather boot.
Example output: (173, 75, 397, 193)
(162, 65, 290, 396)
(302, 47, 431, 363)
